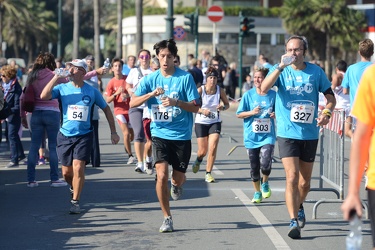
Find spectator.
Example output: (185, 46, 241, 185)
(210, 56, 226, 88)
(242, 74, 254, 94)
(187, 58, 204, 88)
(1, 65, 26, 168)
(122, 55, 137, 76)
(85, 55, 103, 92)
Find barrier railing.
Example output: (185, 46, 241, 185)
(311, 109, 368, 219)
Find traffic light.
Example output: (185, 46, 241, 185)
(194, 9, 199, 36)
(239, 16, 255, 37)
(184, 13, 195, 34)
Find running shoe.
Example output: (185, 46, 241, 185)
(145, 161, 154, 175)
(288, 219, 301, 239)
(205, 173, 215, 183)
(5, 162, 18, 168)
(27, 181, 39, 188)
(51, 179, 68, 187)
(159, 216, 173, 232)
(192, 159, 201, 174)
(261, 181, 271, 198)
(38, 158, 46, 165)
(135, 162, 145, 173)
(251, 191, 262, 203)
(127, 156, 136, 165)
(170, 184, 183, 201)
(298, 206, 306, 228)
(69, 200, 80, 214)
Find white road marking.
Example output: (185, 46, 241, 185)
(232, 189, 291, 250)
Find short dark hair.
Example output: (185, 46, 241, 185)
(336, 60, 347, 72)
(153, 39, 178, 57)
(111, 57, 124, 67)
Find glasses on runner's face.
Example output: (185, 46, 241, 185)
(139, 55, 150, 60)
(286, 48, 304, 53)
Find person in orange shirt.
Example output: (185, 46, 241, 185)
(105, 58, 135, 164)
(341, 64, 375, 249)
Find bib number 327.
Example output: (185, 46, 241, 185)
(290, 104, 314, 124)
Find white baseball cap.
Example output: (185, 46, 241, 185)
(66, 59, 88, 73)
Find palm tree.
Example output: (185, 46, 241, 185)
(72, 0, 80, 59)
(136, 0, 143, 52)
(116, 0, 123, 58)
(280, 0, 366, 76)
(0, 0, 29, 57)
(94, 0, 101, 67)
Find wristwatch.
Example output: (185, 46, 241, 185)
(276, 66, 284, 72)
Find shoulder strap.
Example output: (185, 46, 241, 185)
(137, 67, 144, 79)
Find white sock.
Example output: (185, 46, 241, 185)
(146, 156, 153, 163)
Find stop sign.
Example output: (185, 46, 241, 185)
(207, 5, 224, 23)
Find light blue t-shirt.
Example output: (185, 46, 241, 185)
(236, 88, 276, 148)
(269, 62, 331, 140)
(52, 82, 107, 136)
(135, 67, 200, 140)
(341, 61, 372, 107)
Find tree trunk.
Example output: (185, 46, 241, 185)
(94, 0, 100, 67)
(116, 0, 123, 58)
(72, 0, 80, 59)
(325, 32, 332, 78)
(136, 0, 143, 53)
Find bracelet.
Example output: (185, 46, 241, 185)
(322, 108, 332, 118)
(111, 131, 118, 135)
(175, 99, 179, 107)
(113, 94, 117, 97)
(276, 66, 284, 73)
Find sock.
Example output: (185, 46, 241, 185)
(299, 204, 303, 209)
(206, 172, 211, 175)
(128, 154, 133, 157)
(146, 156, 153, 162)
(197, 158, 203, 163)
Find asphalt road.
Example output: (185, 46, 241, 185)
(0, 102, 372, 250)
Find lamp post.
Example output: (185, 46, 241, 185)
(165, 0, 175, 39)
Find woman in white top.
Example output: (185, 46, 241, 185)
(126, 49, 154, 173)
(192, 66, 230, 183)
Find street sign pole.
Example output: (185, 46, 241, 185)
(238, 11, 243, 98)
(207, 5, 224, 57)
(212, 22, 216, 56)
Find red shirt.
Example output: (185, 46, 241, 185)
(105, 75, 130, 115)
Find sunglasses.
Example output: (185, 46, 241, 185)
(139, 55, 150, 60)
(174, 61, 179, 64)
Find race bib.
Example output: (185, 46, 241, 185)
(151, 104, 172, 122)
(252, 118, 271, 133)
(290, 104, 314, 124)
(67, 105, 89, 122)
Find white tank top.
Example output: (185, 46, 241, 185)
(195, 85, 221, 124)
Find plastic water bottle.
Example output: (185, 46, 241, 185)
(346, 210, 362, 250)
(282, 56, 295, 66)
(103, 58, 110, 69)
(54, 68, 70, 77)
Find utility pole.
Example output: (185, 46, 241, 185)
(165, 0, 175, 39)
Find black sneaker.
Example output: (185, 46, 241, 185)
(69, 200, 80, 214)
(288, 219, 301, 239)
(298, 206, 306, 228)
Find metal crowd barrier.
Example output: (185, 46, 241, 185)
(311, 109, 368, 219)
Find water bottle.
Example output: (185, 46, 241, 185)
(282, 56, 295, 66)
(346, 210, 362, 250)
(103, 58, 110, 69)
(54, 68, 70, 77)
